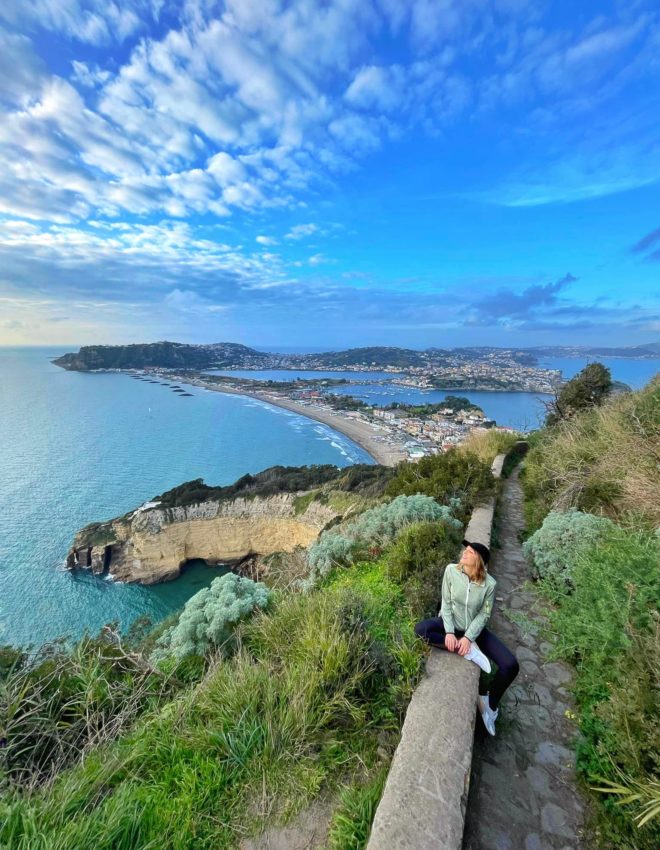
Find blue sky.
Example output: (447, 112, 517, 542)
(0, 0, 659, 349)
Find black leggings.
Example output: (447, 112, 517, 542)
(414, 618, 519, 710)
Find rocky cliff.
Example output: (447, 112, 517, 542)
(67, 492, 340, 584)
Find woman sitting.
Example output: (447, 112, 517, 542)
(414, 539, 519, 736)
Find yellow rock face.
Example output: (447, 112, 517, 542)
(111, 515, 323, 584)
(69, 492, 341, 585)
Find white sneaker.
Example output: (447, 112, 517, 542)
(465, 643, 491, 673)
(478, 694, 499, 736)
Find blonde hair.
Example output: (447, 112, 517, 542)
(473, 551, 487, 584)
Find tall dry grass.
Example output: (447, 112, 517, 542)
(522, 374, 660, 531)
(457, 429, 521, 464)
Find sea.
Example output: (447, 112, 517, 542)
(0, 348, 372, 648)
(2, 348, 658, 649)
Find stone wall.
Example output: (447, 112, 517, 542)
(366, 452, 507, 850)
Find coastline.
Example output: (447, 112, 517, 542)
(182, 378, 408, 467)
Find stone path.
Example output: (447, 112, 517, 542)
(462, 464, 590, 850)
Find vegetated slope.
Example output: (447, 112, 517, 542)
(520, 373, 660, 850)
(153, 463, 395, 509)
(52, 341, 268, 371)
(0, 449, 496, 850)
(522, 373, 660, 532)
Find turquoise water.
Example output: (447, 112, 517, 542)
(0, 348, 372, 648)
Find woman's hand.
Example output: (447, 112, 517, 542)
(445, 633, 458, 652)
(457, 637, 472, 656)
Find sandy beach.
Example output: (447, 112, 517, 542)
(185, 379, 408, 467)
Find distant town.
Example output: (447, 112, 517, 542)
(53, 341, 566, 392)
(52, 339, 657, 463)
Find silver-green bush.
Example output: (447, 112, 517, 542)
(522, 508, 615, 590)
(152, 573, 270, 661)
(304, 494, 461, 586)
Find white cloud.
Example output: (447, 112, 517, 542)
(207, 151, 247, 186)
(71, 60, 111, 88)
(0, 219, 276, 283)
(0, 0, 488, 223)
(0, 0, 656, 228)
(164, 288, 226, 313)
(0, 30, 47, 107)
(345, 65, 405, 112)
(329, 114, 384, 152)
(256, 235, 278, 246)
(0, 1, 150, 45)
(285, 223, 318, 240)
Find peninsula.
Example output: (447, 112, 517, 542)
(54, 344, 532, 461)
(54, 340, 562, 391)
(66, 464, 391, 585)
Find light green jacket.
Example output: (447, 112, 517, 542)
(439, 562, 497, 641)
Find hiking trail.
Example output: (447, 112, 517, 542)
(463, 463, 590, 850)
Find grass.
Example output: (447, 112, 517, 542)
(1, 561, 427, 850)
(292, 489, 322, 515)
(325, 490, 373, 516)
(293, 489, 374, 518)
(521, 375, 660, 534)
(327, 767, 389, 850)
(457, 429, 522, 465)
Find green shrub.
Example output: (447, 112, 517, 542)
(541, 525, 660, 848)
(544, 362, 613, 426)
(385, 449, 494, 524)
(152, 574, 270, 661)
(305, 495, 461, 585)
(386, 520, 463, 617)
(0, 563, 420, 850)
(154, 464, 346, 508)
(522, 509, 616, 591)
(151, 463, 394, 511)
(333, 463, 396, 497)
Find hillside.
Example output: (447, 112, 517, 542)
(1, 448, 499, 849)
(519, 374, 660, 850)
(52, 341, 268, 371)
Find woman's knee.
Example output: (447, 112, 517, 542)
(414, 618, 440, 641)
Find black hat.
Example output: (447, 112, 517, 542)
(462, 539, 490, 565)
